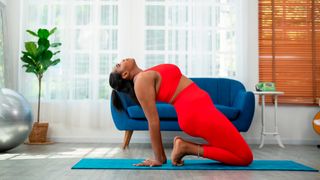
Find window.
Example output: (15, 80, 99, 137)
(20, 0, 118, 100)
(20, 0, 244, 101)
(259, 0, 320, 105)
(145, 0, 238, 77)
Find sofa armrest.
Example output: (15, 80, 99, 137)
(110, 92, 131, 130)
(232, 91, 255, 132)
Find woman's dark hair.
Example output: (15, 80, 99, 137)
(109, 72, 140, 111)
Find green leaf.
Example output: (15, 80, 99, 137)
(26, 30, 38, 37)
(38, 38, 50, 49)
(21, 27, 61, 77)
(49, 27, 57, 36)
(42, 51, 53, 61)
(50, 59, 60, 66)
(42, 61, 51, 71)
(35, 65, 43, 74)
(25, 42, 37, 56)
(37, 45, 46, 55)
(53, 51, 61, 55)
(22, 64, 31, 69)
(50, 43, 62, 47)
(26, 66, 36, 74)
(37, 29, 50, 39)
(40, 57, 52, 71)
(21, 56, 35, 65)
(23, 64, 37, 70)
(21, 51, 33, 58)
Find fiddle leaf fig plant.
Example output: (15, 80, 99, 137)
(20, 27, 61, 123)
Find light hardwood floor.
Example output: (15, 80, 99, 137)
(0, 143, 319, 180)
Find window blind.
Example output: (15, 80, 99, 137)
(259, 0, 320, 105)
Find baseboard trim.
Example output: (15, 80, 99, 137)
(50, 136, 320, 145)
(245, 138, 319, 145)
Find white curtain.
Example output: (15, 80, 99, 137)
(19, 0, 119, 140)
(0, 2, 5, 88)
(20, 0, 118, 101)
(144, 0, 244, 79)
(19, 0, 247, 141)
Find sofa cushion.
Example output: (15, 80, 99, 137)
(215, 104, 240, 121)
(127, 104, 177, 119)
(127, 103, 240, 121)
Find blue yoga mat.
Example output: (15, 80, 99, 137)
(72, 158, 318, 171)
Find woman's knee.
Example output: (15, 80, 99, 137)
(239, 150, 253, 166)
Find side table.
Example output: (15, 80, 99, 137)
(253, 91, 285, 148)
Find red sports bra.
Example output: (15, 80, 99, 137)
(144, 64, 182, 103)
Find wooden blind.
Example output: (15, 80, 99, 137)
(259, 0, 320, 105)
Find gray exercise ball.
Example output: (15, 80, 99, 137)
(0, 88, 33, 152)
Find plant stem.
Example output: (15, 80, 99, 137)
(37, 75, 42, 123)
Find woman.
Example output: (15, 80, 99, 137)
(109, 58, 253, 167)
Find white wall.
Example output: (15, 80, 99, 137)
(6, 0, 320, 145)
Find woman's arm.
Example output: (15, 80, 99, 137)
(133, 73, 167, 166)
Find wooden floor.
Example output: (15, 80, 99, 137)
(0, 143, 319, 180)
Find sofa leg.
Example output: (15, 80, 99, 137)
(122, 130, 133, 150)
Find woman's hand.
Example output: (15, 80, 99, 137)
(133, 158, 163, 167)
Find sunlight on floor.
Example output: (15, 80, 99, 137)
(86, 147, 113, 157)
(0, 153, 19, 160)
(12, 154, 50, 160)
(104, 147, 122, 157)
(0, 147, 122, 160)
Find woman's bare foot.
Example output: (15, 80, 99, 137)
(171, 136, 186, 166)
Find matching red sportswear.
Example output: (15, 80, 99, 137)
(144, 64, 253, 166)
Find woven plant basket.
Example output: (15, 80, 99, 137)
(28, 122, 49, 143)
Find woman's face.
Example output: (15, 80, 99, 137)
(112, 58, 136, 79)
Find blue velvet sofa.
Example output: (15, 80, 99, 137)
(110, 78, 255, 149)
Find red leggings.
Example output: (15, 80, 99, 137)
(172, 83, 253, 166)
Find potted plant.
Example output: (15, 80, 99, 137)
(20, 27, 61, 144)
